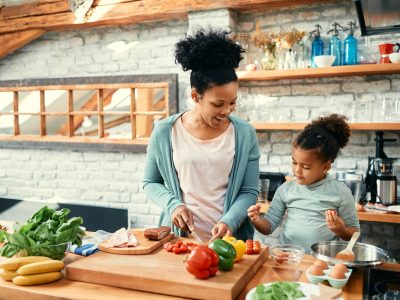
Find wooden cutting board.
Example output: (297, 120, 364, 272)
(66, 239, 269, 300)
(98, 229, 174, 255)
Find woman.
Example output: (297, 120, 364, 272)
(143, 29, 260, 242)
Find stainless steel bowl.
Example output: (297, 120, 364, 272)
(311, 241, 389, 267)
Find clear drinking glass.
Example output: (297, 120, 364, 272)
(258, 178, 270, 213)
(384, 290, 400, 300)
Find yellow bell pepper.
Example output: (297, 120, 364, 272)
(222, 236, 246, 261)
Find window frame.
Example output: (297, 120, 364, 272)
(0, 74, 178, 152)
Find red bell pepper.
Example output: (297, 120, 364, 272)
(186, 245, 219, 279)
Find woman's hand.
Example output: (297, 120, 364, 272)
(247, 204, 262, 223)
(171, 205, 194, 232)
(325, 209, 345, 235)
(210, 222, 232, 242)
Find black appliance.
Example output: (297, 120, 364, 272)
(363, 267, 400, 299)
(259, 172, 286, 201)
(354, 0, 400, 36)
(365, 131, 397, 204)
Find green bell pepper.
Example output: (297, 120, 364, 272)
(208, 238, 236, 271)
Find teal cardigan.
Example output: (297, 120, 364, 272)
(142, 112, 260, 240)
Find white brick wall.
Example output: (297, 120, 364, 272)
(0, 2, 400, 258)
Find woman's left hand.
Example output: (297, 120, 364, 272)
(210, 222, 232, 242)
(325, 209, 345, 235)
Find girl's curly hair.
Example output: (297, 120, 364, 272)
(294, 114, 351, 162)
(175, 28, 244, 94)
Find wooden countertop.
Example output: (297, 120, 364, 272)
(0, 253, 365, 300)
(358, 211, 400, 223)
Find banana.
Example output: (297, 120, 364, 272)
(12, 271, 62, 286)
(17, 260, 64, 275)
(0, 256, 51, 271)
(0, 268, 18, 281)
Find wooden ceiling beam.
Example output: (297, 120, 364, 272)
(0, 0, 347, 34)
(0, 29, 46, 59)
(0, 0, 70, 20)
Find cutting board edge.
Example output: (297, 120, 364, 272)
(230, 246, 269, 299)
(66, 269, 232, 300)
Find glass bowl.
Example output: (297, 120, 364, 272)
(14, 242, 72, 261)
(270, 244, 305, 265)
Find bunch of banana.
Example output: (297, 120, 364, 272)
(0, 256, 64, 285)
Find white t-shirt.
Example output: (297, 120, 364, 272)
(171, 117, 235, 241)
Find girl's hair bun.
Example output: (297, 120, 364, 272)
(308, 114, 350, 149)
(175, 28, 243, 72)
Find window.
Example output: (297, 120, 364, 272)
(0, 75, 178, 150)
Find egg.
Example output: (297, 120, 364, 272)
(330, 268, 346, 279)
(333, 263, 348, 273)
(313, 259, 329, 270)
(308, 265, 324, 276)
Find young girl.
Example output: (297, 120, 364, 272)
(248, 114, 360, 252)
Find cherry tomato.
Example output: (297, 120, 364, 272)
(253, 241, 261, 254)
(275, 252, 289, 264)
(245, 239, 253, 255)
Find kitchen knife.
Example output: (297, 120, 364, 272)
(190, 229, 205, 245)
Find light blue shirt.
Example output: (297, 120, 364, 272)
(265, 174, 360, 252)
(142, 112, 260, 240)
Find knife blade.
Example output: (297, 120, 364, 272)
(190, 230, 205, 245)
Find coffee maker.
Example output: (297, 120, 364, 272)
(365, 131, 398, 205)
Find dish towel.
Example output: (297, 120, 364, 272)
(70, 243, 98, 256)
(70, 230, 112, 256)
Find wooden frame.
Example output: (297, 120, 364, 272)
(0, 74, 178, 151)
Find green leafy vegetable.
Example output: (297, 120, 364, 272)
(0, 206, 84, 260)
(252, 281, 306, 300)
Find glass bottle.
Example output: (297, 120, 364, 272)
(310, 24, 324, 68)
(327, 22, 343, 66)
(343, 22, 358, 65)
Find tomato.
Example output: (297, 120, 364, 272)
(253, 241, 261, 254)
(275, 252, 289, 264)
(245, 240, 253, 255)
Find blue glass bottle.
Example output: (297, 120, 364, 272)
(311, 24, 324, 68)
(344, 21, 357, 65)
(327, 22, 343, 66)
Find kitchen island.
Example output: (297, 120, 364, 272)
(0, 251, 366, 300)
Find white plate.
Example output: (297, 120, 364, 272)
(388, 205, 400, 213)
(245, 282, 344, 300)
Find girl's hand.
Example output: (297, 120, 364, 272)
(247, 204, 262, 223)
(325, 209, 345, 235)
(171, 205, 194, 232)
(210, 222, 232, 242)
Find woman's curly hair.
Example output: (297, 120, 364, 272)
(175, 28, 244, 94)
(294, 114, 351, 162)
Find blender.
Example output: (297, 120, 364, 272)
(365, 131, 397, 205)
(375, 158, 397, 206)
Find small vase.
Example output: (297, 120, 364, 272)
(261, 46, 277, 70)
(284, 49, 297, 69)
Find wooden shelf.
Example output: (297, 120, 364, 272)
(237, 63, 400, 81)
(358, 211, 400, 223)
(251, 122, 400, 131)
